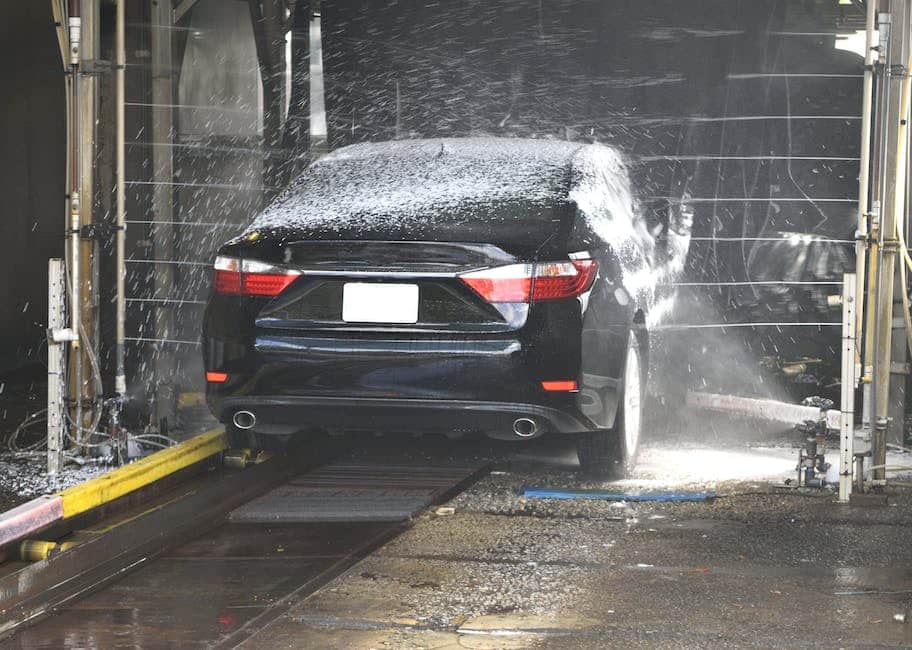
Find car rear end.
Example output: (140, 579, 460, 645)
(203, 223, 604, 442)
(203, 138, 624, 443)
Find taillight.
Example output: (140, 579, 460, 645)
(459, 260, 597, 303)
(213, 256, 301, 297)
(541, 380, 580, 392)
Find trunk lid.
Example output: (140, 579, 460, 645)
(244, 240, 530, 334)
(221, 198, 577, 334)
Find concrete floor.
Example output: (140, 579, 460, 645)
(242, 420, 912, 649)
(6, 411, 912, 649)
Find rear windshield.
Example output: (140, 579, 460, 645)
(264, 197, 577, 249)
(246, 139, 576, 243)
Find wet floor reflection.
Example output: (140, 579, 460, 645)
(8, 522, 391, 649)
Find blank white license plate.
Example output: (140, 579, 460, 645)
(342, 283, 419, 324)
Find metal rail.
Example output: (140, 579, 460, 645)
(652, 322, 840, 330)
(0, 448, 487, 645)
(0, 454, 297, 639)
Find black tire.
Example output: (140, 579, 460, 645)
(576, 333, 643, 479)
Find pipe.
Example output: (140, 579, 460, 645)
(68, 0, 82, 448)
(893, 45, 912, 352)
(864, 11, 895, 436)
(115, 0, 126, 396)
(232, 411, 256, 430)
(862, 213, 879, 433)
(856, 0, 876, 437)
(864, 464, 912, 474)
(522, 487, 716, 502)
(51, 0, 73, 471)
(512, 418, 538, 437)
(19, 540, 59, 562)
(869, 8, 897, 483)
(77, 0, 100, 447)
(873, 5, 912, 483)
(855, 0, 876, 351)
(50, 1, 70, 70)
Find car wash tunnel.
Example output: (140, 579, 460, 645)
(1, 0, 912, 647)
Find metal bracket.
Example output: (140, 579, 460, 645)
(79, 58, 114, 75)
(47, 328, 78, 344)
(890, 362, 910, 375)
(881, 238, 900, 253)
(79, 222, 120, 241)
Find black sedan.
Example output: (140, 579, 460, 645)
(203, 138, 691, 477)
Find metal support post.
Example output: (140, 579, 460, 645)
(839, 273, 857, 503)
(76, 0, 99, 443)
(857, 0, 876, 437)
(51, 2, 73, 469)
(151, 0, 176, 430)
(65, 0, 84, 450)
(863, 12, 892, 440)
(855, 0, 876, 352)
(114, 0, 126, 397)
(872, 1, 911, 486)
(47, 260, 68, 476)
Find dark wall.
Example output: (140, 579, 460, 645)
(320, 0, 862, 244)
(0, 1, 65, 373)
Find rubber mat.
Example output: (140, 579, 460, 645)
(229, 460, 486, 523)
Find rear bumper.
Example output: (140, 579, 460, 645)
(204, 295, 627, 438)
(213, 395, 596, 440)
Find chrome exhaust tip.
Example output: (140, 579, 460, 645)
(513, 418, 538, 438)
(232, 410, 256, 430)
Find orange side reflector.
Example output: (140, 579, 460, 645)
(541, 380, 579, 392)
(206, 371, 228, 383)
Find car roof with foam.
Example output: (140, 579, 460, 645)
(245, 137, 629, 234)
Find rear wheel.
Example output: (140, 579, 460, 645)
(576, 333, 643, 479)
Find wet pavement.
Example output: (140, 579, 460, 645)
(238, 432, 912, 649)
(8, 521, 396, 648)
(6, 414, 912, 648)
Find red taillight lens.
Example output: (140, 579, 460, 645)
(541, 380, 579, 392)
(532, 260, 598, 301)
(214, 270, 242, 294)
(213, 256, 301, 297)
(459, 264, 534, 302)
(206, 371, 228, 383)
(241, 273, 300, 296)
(459, 259, 597, 303)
